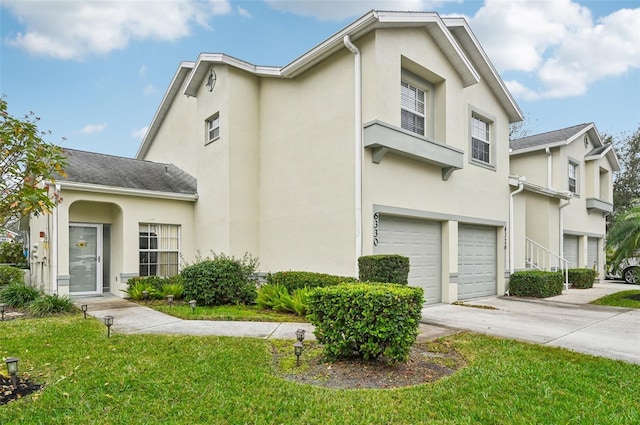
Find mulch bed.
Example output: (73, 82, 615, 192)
(1, 374, 43, 406)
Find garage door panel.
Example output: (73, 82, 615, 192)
(564, 235, 579, 268)
(458, 225, 497, 300)
(374, 216, 441, 305)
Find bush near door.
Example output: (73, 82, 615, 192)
(509, 271, 564, 298)
(568, 268, 596, 289)
(358, 255, 410, 285)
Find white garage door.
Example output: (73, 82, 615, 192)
(587, 237, 599, 270)
(458, 224, 497, 300)
(564, 235, 579, 268)
(374, 215, 441, 304)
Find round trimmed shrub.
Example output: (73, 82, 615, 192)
(181, 253, 258, 306)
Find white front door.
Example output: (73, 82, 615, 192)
(69, 223, 102, 295)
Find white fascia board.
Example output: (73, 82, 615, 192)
(566, 123, 596, 145)
(58, 181, 198, 202)
(508, 176, 571, 199)
(184, 53, 282, 97)
(442, 17, 523, 123)
(136, 62, 194, 159)
(509, 141, 567, 156)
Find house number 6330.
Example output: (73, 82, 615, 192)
(373, 212, 379, 246)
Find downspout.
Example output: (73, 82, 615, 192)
(559, 195, 573, 289)
(344, 34, 362, 278)
(51, 184, 60, 295)
(509, 177, 525, 275)
(545, 147, 552, 188)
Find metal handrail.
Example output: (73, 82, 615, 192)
(525, 237, 569, 290)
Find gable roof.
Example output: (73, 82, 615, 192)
(510, 122, 620, 171)
(137, 9, 522, 159)
(56, 149, 197, 200)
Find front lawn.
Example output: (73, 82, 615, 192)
(590, 289, 640, 309)
(2, 314, 639, 424)
(137, 300, 306, 322)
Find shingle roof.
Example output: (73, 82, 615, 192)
(510, 123, 591, 151)
(58, 149, 197, 195)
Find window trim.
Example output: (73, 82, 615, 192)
(568, 158, 580, 195)
(138, 223, 181, 277)
(468, 107, 496, 170)
(400, 70, 434, 139)
(205, 112, 220, 145)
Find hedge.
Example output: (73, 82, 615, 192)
(568, 268, 596, 289)
(509, 270, 564, 298)
(307, 283, 423, 363)
(266, 271, 355, 293)
(358, 255, 410, 285)
(0, 265, 24, 286)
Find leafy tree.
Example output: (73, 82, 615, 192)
(612, 125, 640, 217)
(0, 97, 67, 227)
(509, 113, 538, 140)
(606, 200, 640, 270)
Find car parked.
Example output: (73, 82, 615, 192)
(606, 257, 639, 284)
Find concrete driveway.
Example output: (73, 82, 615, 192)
(421, 281, 640, 365)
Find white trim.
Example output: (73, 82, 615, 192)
(57, 181, 198, 202)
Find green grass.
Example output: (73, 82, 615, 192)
(591, 289, 640, 309)
(139, 300, 308, 322)
(2, 314, 639, 424)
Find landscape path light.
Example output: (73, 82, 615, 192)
(167, 294, 174, 307)
(5, 357, 19, 389)
(103, 315, 115, 338)
(81, 304, 88, 319)
(189, 299, 197, 313)
(294, 341, 303, 366)
(142, 290, 149, 300)
(296, 328, 306, 342)
(0, 303, 5, 321)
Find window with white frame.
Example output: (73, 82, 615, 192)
(206, 113, 220, 144)
(568, 162, 578, 193)
(139, 224, 180, 277)
(471, 115, 491, 164)
(401, 80, 426, 136)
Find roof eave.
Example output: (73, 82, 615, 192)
(57, 181, 199, 202)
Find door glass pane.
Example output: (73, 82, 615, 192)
(69, 226, 98, 293)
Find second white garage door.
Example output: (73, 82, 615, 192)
(458, 224, 497, 300)
(374, 215, 441, 304)
(564, 235, 579, 268)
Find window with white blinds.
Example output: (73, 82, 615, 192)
(139, 224, 180, 277)
(401, 80, 426, 136)
(206, 113, 220, 144)
(471, 115, 490, 164)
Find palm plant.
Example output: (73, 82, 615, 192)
(606, 200, 640, 270)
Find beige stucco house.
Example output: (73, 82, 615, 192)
(509, 123, 620, 281)
(26, 10, 616, 305)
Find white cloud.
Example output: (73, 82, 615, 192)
(143, 84, 157, 95)
(79, 123, 107, 134)
(4, 0, 232, 60)
(264, 0, 454, 21)
(470, 0, 640, 99)
(132, 126, 149, 140)
(237, 6, 252, 19)
(139, 65, 147, 77)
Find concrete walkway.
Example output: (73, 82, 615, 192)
(74, 281, 639, 364)
(421, 281, 640, 365)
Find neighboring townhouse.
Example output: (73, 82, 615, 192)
(510, 123, 620, 280)
(29, 10, 527, 304)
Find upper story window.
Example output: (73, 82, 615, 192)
(568, 161, 578, 194)
(206, 112, 220, 144)
(401, 80, 426, 136)
(139, 224, 180, 277)
(471, 115, 491, 164)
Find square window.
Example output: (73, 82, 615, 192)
(139, 224, 180, 277)
(206, 113, 220, 144)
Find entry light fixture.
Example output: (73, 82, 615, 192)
(103, 315, 115, 338)
(5, 357, 19, 389)
(81, 304, 88, 319)
(206, 68, 217, 92)
(189, 299, 197, 313)
(295, 329, 306, 342)
(293, 342, 303, 366)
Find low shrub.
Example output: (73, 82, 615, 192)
(266, 271, 355, 293)
(0, 241, 28, 268)
(0, 265, 24, 286)
(124, 279, 157, 300)
(29, 294, 74, 316)
(568, 268, 596, 289)
(358, 255, 410, 285)
(256, 284, 309, 316)
(160, 282, 184, 299)
(181, 253, 258, 306)
(0, 282, 42, 307)
(509, 271, 564, 298)
(308, 283, 423, 363)
(256, 284, 289, 310)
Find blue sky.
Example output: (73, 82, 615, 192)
(1, 0, 639, 158)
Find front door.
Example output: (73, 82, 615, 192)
(69, 223, 102, 295)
